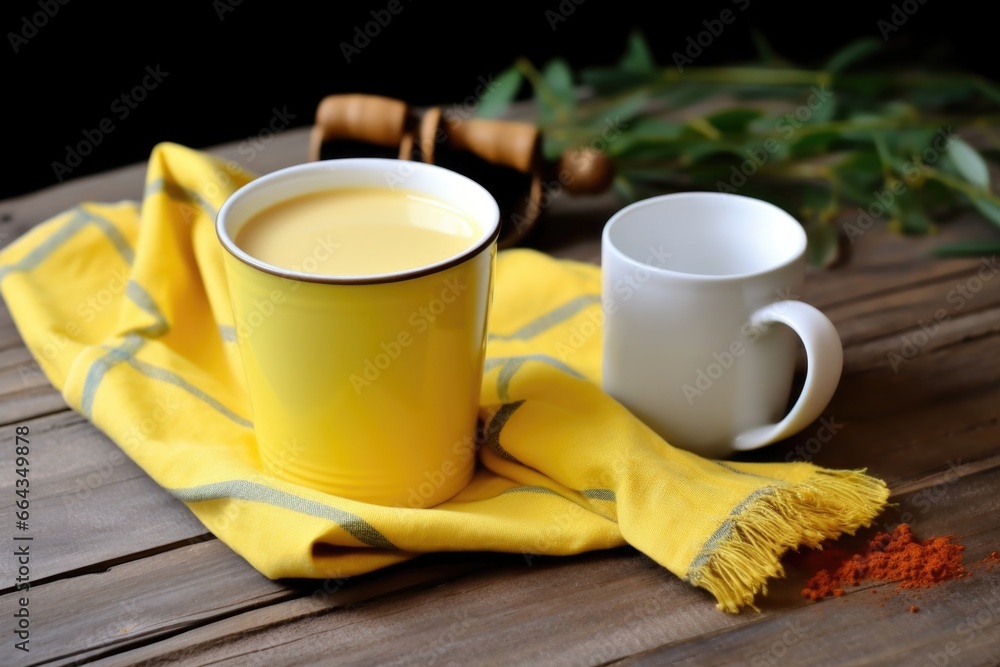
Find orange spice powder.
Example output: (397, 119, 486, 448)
(802, 523, 966, 601)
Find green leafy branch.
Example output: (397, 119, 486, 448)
(476, 32, 1000, 266)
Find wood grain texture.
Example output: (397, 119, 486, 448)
(24, 549, 506, 667)
(0, 410, 206, 586)
(83, 463, 1000, 667)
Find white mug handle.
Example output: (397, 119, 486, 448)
(732, 301, 843, 451)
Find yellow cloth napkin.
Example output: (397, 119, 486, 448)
(0, 143, 888, 612)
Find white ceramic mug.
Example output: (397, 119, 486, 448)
(601, 192, 843, 459)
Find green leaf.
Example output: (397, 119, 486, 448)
(705, 108, 763, 133)
(578, 91, 650, 129)
(659, 84, 718, 108)
(619, 30, 656, 76)
(833, 149, 883, 192)
(805, 222, 841, 268)
(946, 137, 990, 189)
(606, 118, 685, 157)
(805, 94, 837, 124)
(917, 178, 960, 214)
(681, 142, 744, 165)
(908, 81, 979, 108)
(541, 132, 571, 161)
(798, 183, 833, 217)
(933, 239, 1000, 256)
(578, 67, 650, 95)
(475, 67, 523, 119)
(542, 58, 576, 108)
(625, 117, 686, 139)
(789, 131, 840, 157)
(895, 192, 933, 234)
(974, 80, 1000, 106)
(837, 113, 889, 141)
(612, 174, 638, 203)
(749, 28, 778, 65)
(970, 196, 1000, 230)
(824, 37, 882, 73)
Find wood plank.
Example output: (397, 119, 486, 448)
(0, 410, 206, 585)
(615, 466, 1000, 667)
(736, 327, 1000, 489)
(0, 306, 67, 424)
(823, 262, 1000, 350)
(87, 549, 747, 667)
(801, 215, 1000, 310)
(10, 541, 505, 667)
(7, 539, 291, 667)
(88, 461, 1000, 667)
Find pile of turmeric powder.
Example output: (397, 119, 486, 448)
(801, 523, 966, 601)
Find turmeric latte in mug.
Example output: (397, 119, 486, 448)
(217, 159, 500, 507)
(234, 187, 484, 276)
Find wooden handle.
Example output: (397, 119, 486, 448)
(444, 117, 540, 174)
(308, 94, 413, 161)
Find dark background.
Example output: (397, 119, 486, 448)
(3, 0, 998, 201)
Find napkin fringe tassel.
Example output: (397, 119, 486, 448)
(693, 468, 890, 613)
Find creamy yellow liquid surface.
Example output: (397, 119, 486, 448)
(235, 187, 482, 276)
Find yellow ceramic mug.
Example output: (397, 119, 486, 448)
(216, 159, 500, 507)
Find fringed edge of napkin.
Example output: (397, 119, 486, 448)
(688, 469, 890, 613)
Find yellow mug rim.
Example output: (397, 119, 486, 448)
(216, 158, 501, 285)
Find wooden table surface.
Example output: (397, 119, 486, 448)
(3, 127, 1000, 666)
